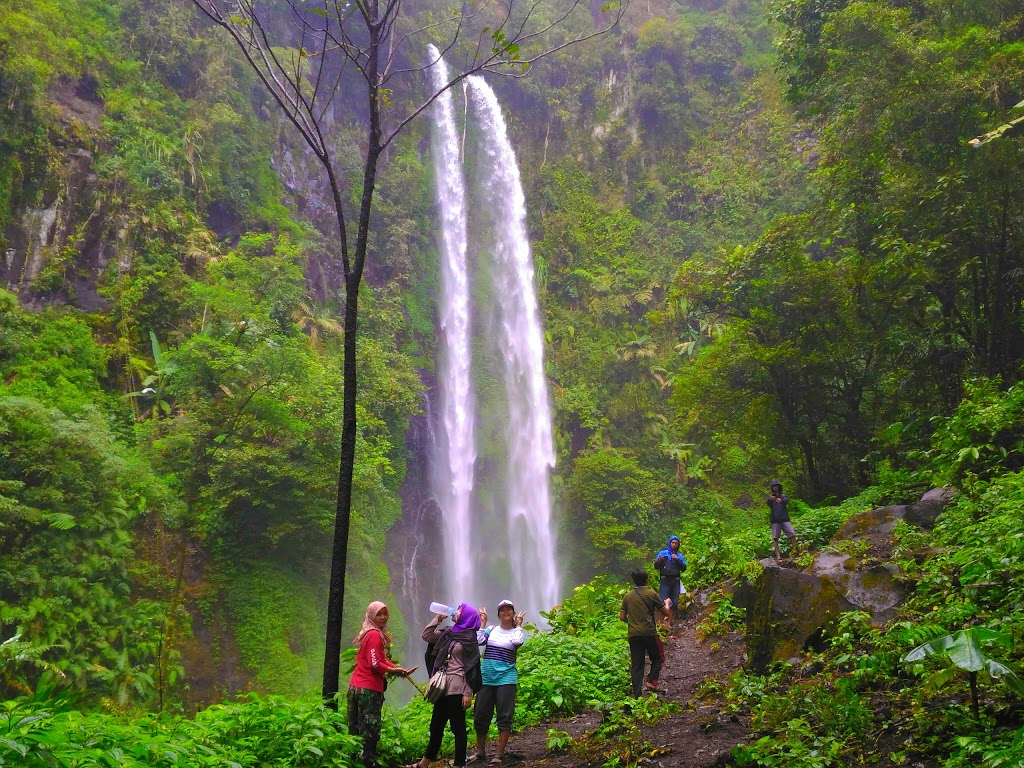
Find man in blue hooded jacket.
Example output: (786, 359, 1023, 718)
(653, 535, 687, 628)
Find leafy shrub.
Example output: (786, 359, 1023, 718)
(949, 725, 1024, 768)
(0, 692, 361, 767)
(734, 717, 846, 768)
(0, 397, 179, 705)
(915, 379, 1024, 485)
(696, 593, 745, 640)
(544, 576, 628, 637)
(516, 634, 629, 725)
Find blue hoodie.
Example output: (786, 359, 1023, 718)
(654, 535, 687, 578)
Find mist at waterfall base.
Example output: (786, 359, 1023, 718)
(388, 55, 561, 678)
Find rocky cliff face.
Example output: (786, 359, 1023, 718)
(1, 77, 121, 310)
(737, 488, 956, 672)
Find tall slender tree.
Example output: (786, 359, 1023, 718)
(186, 0, 626, 704)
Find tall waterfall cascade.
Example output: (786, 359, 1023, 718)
(467, 77, 560, 614)
(421, 53, 560, 620)
(426, 47, 475, 598)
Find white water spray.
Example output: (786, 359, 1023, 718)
(426, 46, 475, 597)
(468, 76, 560, 613)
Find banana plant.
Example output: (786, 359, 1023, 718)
(127, 331, 177, 419)
(902, 627, 1024, 724)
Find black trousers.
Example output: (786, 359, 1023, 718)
(426, 693, 468, 766)
(628, 635, 664, 697)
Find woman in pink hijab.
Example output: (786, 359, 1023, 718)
(348, 601, 417, 767)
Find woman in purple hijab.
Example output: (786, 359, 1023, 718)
(405, 603, 483, 768)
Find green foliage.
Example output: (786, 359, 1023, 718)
(567, 448, 666, 571)
(912, 378, 1024, 485)
(0, 301, 108, 413)
(903, 627, 1024, 722)
(546, 728, 572, 752)
(734, 717, 846, 768)
(570, 696, 680, 767)
(224, 563, 324, 695)
(0, 397, 178, 704)
(0, 692, 362, 767)
(696, 594, 745, 641)
(516, 633, 629, 724)
(544, 576, 629, 637)
(949, 726, 1024, 768)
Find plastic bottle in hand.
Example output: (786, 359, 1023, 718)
(429, 601, 455, 618)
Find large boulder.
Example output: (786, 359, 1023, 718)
(736, 560, 858, 672)
(736, 488, 954, 672)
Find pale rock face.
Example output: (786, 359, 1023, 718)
(16, 204, 59, 286)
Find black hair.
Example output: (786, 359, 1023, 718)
(630, 569, 648, 586)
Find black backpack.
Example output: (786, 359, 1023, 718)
(465, 657, 482, 692)
(425, 641, 438, 674)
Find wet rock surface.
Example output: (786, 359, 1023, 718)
(737, 488, 953, 671)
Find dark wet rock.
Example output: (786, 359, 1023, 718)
(737, 488, 954, 671)
(736, 560, 858, 672)
(836, 505, 907, 539)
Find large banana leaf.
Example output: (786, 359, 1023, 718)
(904, 628, 1024, 694)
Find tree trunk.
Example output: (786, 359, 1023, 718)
(321, 272, 360, 705)
(322, 0, 383, 706)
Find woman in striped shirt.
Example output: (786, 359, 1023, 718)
(470, 599, 526, 764)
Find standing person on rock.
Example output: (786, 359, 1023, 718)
(620, 569, 671, 697)
(347, 601, 418, 768)
(653, 535, 687, 629)
(470, 600, 527, 765)
(767, 479, 798, 561)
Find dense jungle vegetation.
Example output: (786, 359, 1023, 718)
(2, 0, 1024, 765)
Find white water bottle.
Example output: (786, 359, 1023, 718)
(429, 601, 454, 617)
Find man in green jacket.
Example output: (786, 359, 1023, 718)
(619, 569, 671, 696)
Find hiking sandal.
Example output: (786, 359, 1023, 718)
(467, 754, 487, 765)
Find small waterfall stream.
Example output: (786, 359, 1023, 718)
(426, 47, 476, 598)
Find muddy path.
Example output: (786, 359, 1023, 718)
(500, 607, 751, 767)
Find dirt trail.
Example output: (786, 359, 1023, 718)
(504, 607, 750, 767)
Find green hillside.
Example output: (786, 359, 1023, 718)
(2, 0, 1024, 765)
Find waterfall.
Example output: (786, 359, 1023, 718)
(426, 46, 475, 599)
(409, 55, 560, 627)
(467, 76, 560, 614)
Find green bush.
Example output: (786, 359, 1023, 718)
(0, 692, 362, 767)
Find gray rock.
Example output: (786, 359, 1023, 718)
(738, 487, 953, 671)
(905, 487, 955, 529)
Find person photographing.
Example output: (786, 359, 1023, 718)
(767, 479, 798, 561)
